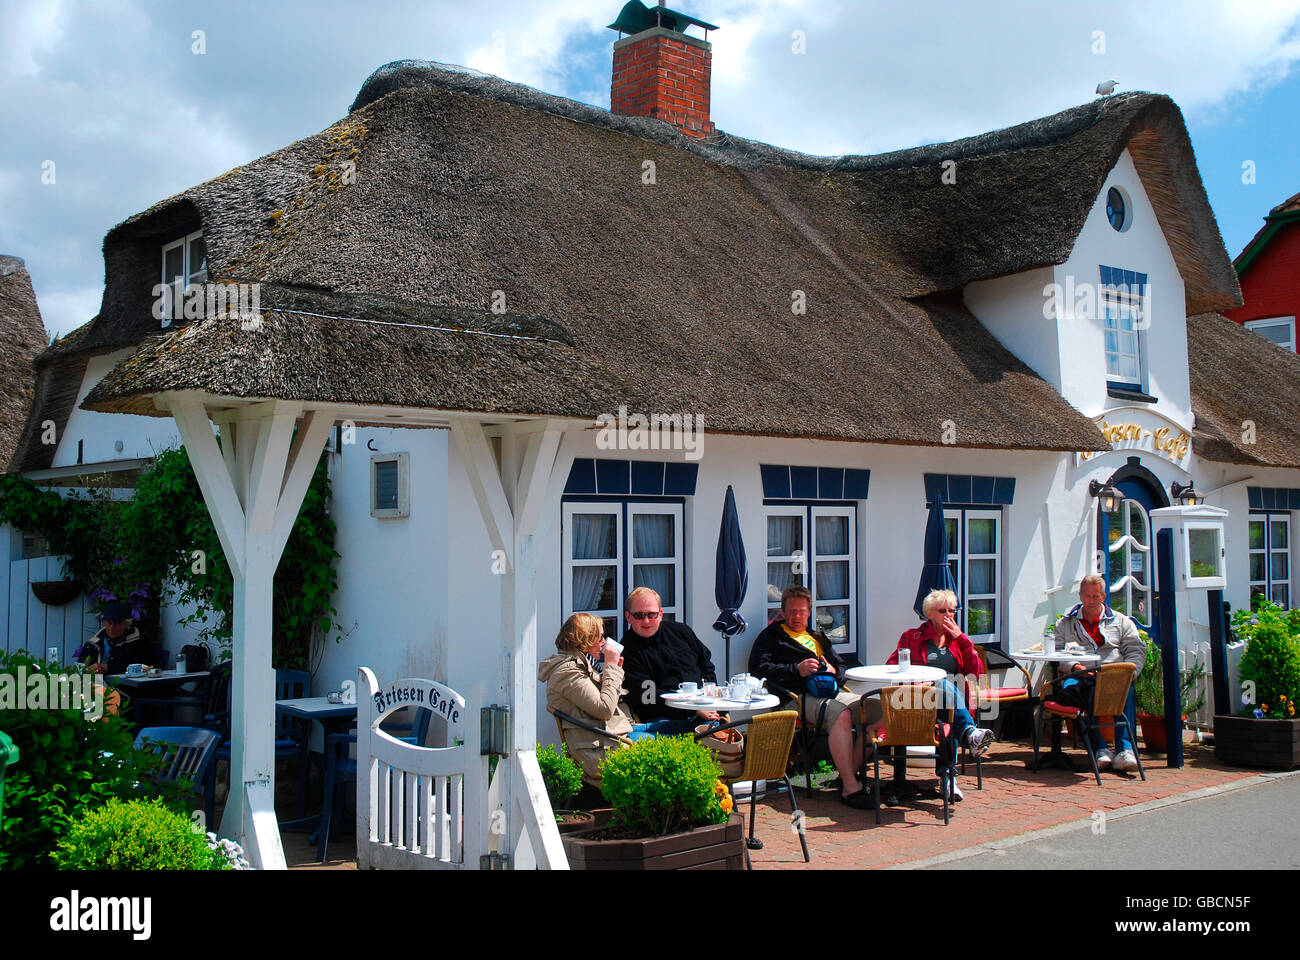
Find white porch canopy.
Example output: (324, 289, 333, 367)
(159, 389, 576, 869)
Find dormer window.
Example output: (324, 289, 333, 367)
(160, 231, 207, 326)
(1100, 264, 1148, 390)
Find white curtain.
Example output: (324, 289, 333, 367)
(572, 514, 614, 611)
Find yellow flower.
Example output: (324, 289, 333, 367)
(1262, 704, 1269, 713)
(719, 794, 733, 814)
(1282, 695, 1289, 703)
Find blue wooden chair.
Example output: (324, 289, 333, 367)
(318, 732, 357, 862)
(134, 726, 220, 824)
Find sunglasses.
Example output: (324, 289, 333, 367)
(629, 610, 663, 621)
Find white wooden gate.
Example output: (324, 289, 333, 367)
(356, 667, 487, 870)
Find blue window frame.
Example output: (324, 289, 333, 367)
(943, 506, 1002, 646)
(561, 496, 687, 639)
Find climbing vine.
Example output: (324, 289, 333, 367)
(0, 444, 339, 669)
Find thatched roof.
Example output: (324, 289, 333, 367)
(78, 64, 1237, 451)
(0, 257, 54, 472)
(1188, 312, 1300, 468)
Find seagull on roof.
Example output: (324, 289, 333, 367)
(1096, 79, 1119, 96)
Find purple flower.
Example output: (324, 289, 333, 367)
(1253, 708, 1265, 719)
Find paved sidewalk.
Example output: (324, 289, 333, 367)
(746, 736, 1260, 869)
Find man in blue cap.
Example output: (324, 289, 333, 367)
(78, 601, 143, 676)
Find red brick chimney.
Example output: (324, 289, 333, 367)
(608, 2, 718, 140)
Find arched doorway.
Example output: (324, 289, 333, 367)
(1097, 459, 1169, 637)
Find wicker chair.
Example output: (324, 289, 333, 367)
(871, 684, 957, 825)
(695, 710, 807, 867)
(1034, 662, 1146, 785)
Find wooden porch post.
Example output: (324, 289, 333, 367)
(166, 392, 334, 869)
(451, 418, 575, 868)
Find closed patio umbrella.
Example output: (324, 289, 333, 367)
(712, 485, 748, 677)
(914, 492, 959, 619)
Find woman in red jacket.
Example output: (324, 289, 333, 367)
(887, 589, 995, 758)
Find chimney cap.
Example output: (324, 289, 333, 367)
(607, 0, 718, 38)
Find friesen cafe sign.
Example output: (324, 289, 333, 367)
(1076, 406, 1192, 470)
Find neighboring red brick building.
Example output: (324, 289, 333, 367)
(1224, 190, 1300, 351)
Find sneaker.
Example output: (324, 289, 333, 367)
(1094, 747, 1114, 770)
(1112, 749, 1138, 772)
(964, 727, 995, 759)
(945, 779, 964, 803)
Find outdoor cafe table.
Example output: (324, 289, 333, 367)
(844, 664, 947, 803)
(106, 669, 211, 726)
(661, 692, 781, 720)
(275, 697, 359, 838)
(1010, 648, 1102, 771)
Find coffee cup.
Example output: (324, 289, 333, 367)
(126, 663, 145, 676)
(679, 681, 698, 695)
(604, 639, 623, 656)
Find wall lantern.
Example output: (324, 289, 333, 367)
(1170, 481, 1203, 506)
(1089, 480, 1124, 515)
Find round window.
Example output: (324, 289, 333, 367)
(1106, 186, 1129, 232)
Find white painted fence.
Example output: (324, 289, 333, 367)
(356, 668, 487, 870)
(1, 546, 94, 660)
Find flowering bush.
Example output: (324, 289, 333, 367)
(1234, 602, 1300, 720)
(599, 735, 727, 836)
(54, 798, 231, 870)
(206, 833, 252, 870)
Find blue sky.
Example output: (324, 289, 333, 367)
(2, 0, 1298, 337)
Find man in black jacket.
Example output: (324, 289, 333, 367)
(748, 586, 880, 809)
(620, 587, 723, 735)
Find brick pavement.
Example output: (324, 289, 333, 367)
(744, 736, 1259, 869)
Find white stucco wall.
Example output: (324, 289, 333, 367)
(54, 350, 183, 466)
(964, 150, 1191, 430)
(312, 426, 449, 708)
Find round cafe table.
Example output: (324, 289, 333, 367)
(1010, 648, 1101, 771)
(661, 692, 780, 720)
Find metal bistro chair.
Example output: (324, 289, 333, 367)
(134, 726, 221, 818)
(1035, 662, 1146, 786)
(549, 708, 633, 794)
(766, 680, 835, 793)
(695, 710, 808, 867)
(963, 645, 1034, 788)
(871, 684, 958, 825)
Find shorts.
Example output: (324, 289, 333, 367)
(802, 689, 882, 729)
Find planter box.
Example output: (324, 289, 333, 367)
(563, 813, 744, 870)
(1214, 715, 1300, 770)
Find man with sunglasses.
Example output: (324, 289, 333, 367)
(619, 586, 723, 734)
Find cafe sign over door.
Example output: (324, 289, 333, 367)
(1076, 406, 1192, 471)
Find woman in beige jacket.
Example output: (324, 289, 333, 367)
(538, 613, 634, 783)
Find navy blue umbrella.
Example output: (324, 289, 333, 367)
(712, 485, 748, 676)
(914, 492, 959, 619)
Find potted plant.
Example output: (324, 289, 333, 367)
(562, 735, 743, 870)
(1133, 634, 1206, 752)
(1215, 602, 1300, 769)
(536, 743, 594, 834)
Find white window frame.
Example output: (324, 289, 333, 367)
(562, 501, 685, 633)
(765, 505, 808, 625)
(627, 502, 685, 623)
(1249, 512, 1292, 610)
(764, 503, 858, 654)
(1102, 284, 1146, 387)
(369, 452, 409, 518)
(810, 505, 855, 650)
(1245, 316, 1297, 353)
(160, 230, 208, 328)
(945, 508, 1002, 644)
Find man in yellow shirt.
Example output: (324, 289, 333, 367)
(749, 586, 881, 809)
